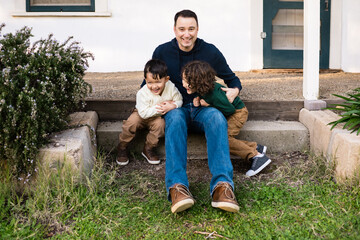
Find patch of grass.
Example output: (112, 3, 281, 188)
(1, 151, 359, 239)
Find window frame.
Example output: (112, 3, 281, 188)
(26, 0, 95, 12)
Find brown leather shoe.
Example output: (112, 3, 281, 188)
(211, 182, 239, 212)
(169, 184, 195, 213)
(142, 144, 160, 164)
(116, 143, 129, 166)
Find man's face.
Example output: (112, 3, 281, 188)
(145, 73, 169, 95)
(174, 16, 198, 52)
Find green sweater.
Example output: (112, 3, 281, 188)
(201, 83, 245, 117)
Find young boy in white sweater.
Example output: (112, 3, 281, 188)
(116, 59, 182, 165)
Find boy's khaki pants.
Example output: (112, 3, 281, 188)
(119, 109, 165, 149)
(227, 107, 258, 161)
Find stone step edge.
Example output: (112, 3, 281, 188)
(38, 111, 99, 175)
(299, 108, 360, 182)
(96, 120, 309, 157)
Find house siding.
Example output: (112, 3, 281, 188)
(0, 0, 359, 73)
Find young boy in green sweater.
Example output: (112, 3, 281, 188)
(181, 60, 271, 176)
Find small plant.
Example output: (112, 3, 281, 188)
(327, 87, 360, 135)
(0, 24, 93, 180)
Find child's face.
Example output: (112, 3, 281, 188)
(145, 73, 169, 95)
(182, 76, 195, 94)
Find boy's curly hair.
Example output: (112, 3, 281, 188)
(181, 60, 216, 96)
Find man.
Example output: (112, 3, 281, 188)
(149, 10, 241, 213)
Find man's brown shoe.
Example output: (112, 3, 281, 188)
(142, 144, 160, 164)
(211, 182, 239, 212)
(116, 144, 129, 166)
(169, 184, 195, 213)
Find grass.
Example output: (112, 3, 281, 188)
(1, 151, 360, 239)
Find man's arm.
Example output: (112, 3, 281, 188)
(210, 45, 242, 103)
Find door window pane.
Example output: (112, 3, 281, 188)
(272, 9, 304, 50)
(30, 0, 91, 6)
(27, 0, 94, 12)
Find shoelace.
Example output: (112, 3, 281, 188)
(214, 182, 235, 200)
(170, 185, 193, 198)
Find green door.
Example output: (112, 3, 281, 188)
(263, 0, 331, 69)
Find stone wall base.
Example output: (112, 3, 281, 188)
(299, 108, 360, 183)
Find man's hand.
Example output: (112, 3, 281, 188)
(221, 87, 240, 103)
(156, 101, 177, 115)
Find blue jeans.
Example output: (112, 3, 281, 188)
(164, 104, 234, 200)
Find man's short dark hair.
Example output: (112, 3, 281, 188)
(144, 59, 168, 80)
(174, 9, 198, 26)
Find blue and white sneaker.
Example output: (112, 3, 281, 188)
(256, 144, 267, 155)
(246, 154, 272, 177)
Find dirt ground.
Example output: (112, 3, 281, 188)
(84, 70, 360, 101)
(109, 150, 309, 184)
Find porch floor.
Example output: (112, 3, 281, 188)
(84, 70, 360, 101)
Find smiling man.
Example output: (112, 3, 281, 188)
(149, 10, 242, 213)
(173, 14, 198, 52)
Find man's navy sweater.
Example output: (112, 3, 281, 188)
(143, 38, 242, 105)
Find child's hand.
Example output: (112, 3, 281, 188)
(156, 101, 176, 115)
(200, 99, 210, 107)
(193, 97, 200, 107)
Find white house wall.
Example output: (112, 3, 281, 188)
(0, 0, 359, 73)
(340, 0, 360, 72)
(0, 0, 251, 72)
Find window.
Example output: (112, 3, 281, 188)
(26, 0, 95, 12)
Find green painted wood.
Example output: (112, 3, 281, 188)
(320, 0, 331, 69)
(26, 0, 95, 12)
(263, 0, 331, 69)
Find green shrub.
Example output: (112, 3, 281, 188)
(0, 24, 93, 180)
(327, 87, 360, 135)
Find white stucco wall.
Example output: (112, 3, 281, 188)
(0, 0, 251, 72)
(340, 0, 360, 72)
(0, 0, 359, 72)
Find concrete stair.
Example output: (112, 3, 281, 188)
(96, 120, 309, 159)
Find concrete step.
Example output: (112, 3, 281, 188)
(97, 120, 309, 159)
(300, 109, 360, 182)
(39, 111, 98, 176)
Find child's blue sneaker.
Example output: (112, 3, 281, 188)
(246, 154, 271, 177)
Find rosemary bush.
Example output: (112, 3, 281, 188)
(327, 87, 360, 135)
(0, 24, 93, 179)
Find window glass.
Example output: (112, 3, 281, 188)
(27, 0, 94, 12)
(30, 0, 91, 6)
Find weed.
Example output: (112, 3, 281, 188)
(1, 151, 359, 239)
